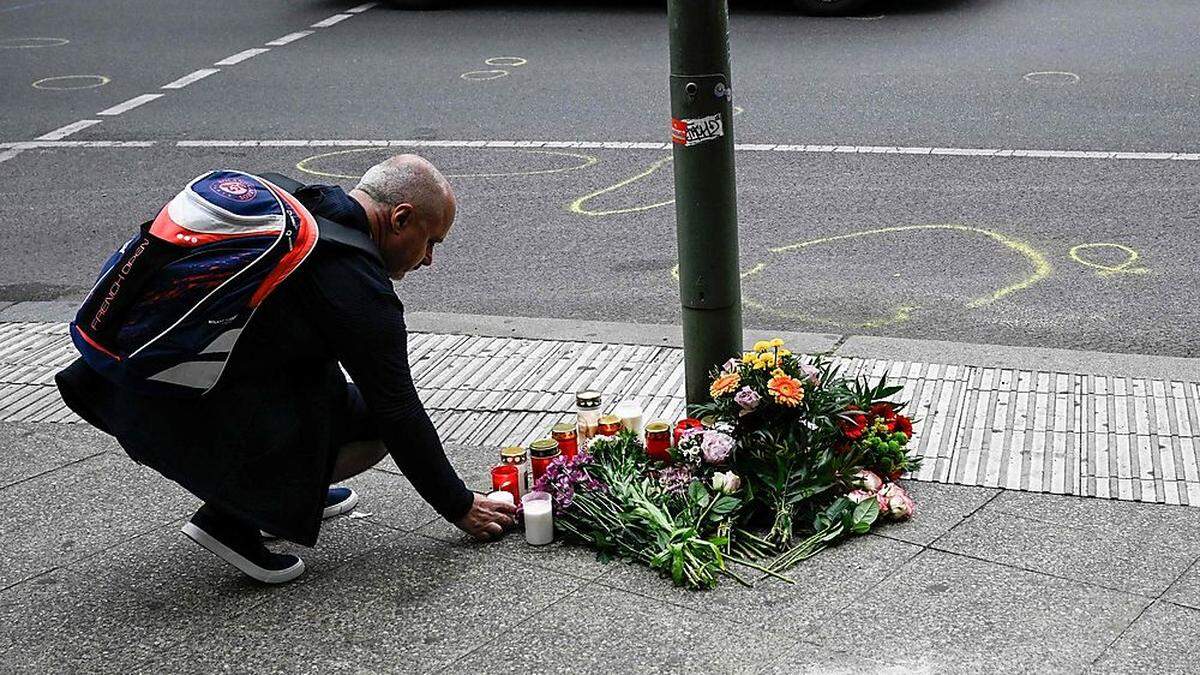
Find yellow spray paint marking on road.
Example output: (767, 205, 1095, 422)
(569, 156, 674, 216)
(32, 75, 110, 90)
(1068, 243, 1149, 277)
(296, 147, 598, 180)
(670, 224, 1052, 328)
(768, 224, 1051, 309)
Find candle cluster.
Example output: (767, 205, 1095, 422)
(484, 391, 679, 546)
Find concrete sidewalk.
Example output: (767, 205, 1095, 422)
(2, 307, 1199, 672)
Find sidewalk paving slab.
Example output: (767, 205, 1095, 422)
(1162, 559, 1200, 611)
(138, 532, 589, 674)
(801, 548, 1151, 673)
(597, 527, 922, 637)
(934, 490, 1200, 596)
(0, 450, 199, 590)
(871, 480, 999, 547)
(1087, 601, 1200, 673)
(445, 583, 797, 675)
(0, 422, 104, 488)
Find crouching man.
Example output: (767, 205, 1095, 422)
(56, 154, 516, 583)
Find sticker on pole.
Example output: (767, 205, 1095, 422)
(671, 113, 724, 147)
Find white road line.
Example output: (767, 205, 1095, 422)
(96, 94, 164, 116)
(311, 13, 353, 28)
(34, 119, 101, 141)
(6, 136, 1199, 164)
(214, 48, 270, 66)
(162, 68, 220, 90)
(346, 2, 378, 13)
(0, 148, 24, 164)
(165, 138, 1200, 161)
(265, 30, 314, 46)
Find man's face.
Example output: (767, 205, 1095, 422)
(382, 199, 454, 281)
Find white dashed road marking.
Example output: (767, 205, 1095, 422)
(162, 68, 220, 90)
(311, 13, 353, 28)
(214, 48, 270, 66)
(265, 30, 314, 46)
(96, 94, 163, 116)
(346, 2, 378, 13)
(34, 119, 102, 141)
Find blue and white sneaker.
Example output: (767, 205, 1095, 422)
(323, 486, 359, 519)
(261, 487, 360, 539)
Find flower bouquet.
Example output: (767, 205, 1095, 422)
(532, 339, 922, 589)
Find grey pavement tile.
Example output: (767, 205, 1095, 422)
(140, 532, 586, 673)
(808, 549, 1149, 673)
(876, 479, 1000, 547)
(598, 532, 922, 636)
(447, 583, 798, 674)
(0, 452, 199, 589)
(1088, 601, 1200, 673)
(416, 516, 613, 582)
(335, 468, 441, 533)
(0, 422, 110, 488)
(0, 566, 195, 674)
(935, 490, 1200, 596)
(1163, 559, 1200, 611)
(765, 641, 922, 674)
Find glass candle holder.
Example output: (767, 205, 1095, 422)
(521, 491, 554, 546)
(490, 464, 521, 504)
(529, 438, 561, 484)
(551, 423, 578, 459)
(644, 421, 672, 462)
(674, 418, 704, 446)
(597, 415, 623, 437)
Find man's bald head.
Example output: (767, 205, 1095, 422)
(349, 154, 456, 281)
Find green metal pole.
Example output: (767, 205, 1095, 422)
(668, 0, 743, 406)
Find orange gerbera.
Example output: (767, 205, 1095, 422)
(709, 372, 741, 398)
(768, 373, 804, 407)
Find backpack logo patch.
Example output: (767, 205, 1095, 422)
(210, 177, 258, 202)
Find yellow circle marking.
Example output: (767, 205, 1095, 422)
(1068, 243, 1148, 277)
(32, 75, 110, 90)
(0, 37, 69, 49)
(296, 146, 598, 180)
(569, 156, 675, 216)
(485, 56, 527, 67)
(670, 224, 1051, 328)
(461, 69, 509, 81)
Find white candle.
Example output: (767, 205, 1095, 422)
(486, 490, 515, 506)
(614, 400, 643, 435)
(522, 497, 554, 546)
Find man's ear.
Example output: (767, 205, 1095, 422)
(390, 204, 412, 233)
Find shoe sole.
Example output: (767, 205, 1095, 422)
(182, 521, 305, 584)
(261, 488, 360, 540)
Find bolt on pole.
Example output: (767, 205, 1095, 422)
(668, 0, 743, 407)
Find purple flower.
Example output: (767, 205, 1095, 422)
(733, 386, 761, 416)
(658, 465, 694, 495)
(701, 431, 735, 464)
(533, 452, 604, 511)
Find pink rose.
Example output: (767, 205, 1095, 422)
(850, 469, 884, 494)
(800, 363, 820, 386)
(878, 483, 915, 520)
(847, 489, 875, 504)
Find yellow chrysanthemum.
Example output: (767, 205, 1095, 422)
(709, 372, 741, 399)
(752, 340, 772, 353)
(768, 373, 805, 407)
(742, 352, 757, 365)
(777, 348, 792, 358)
(769, 338, 785, 348)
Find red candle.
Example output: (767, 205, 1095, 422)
(528, 438, 561, 483)
(645, 421, 672, 462)
(490, 465, 520, 504)
(551, 423, 579, 459)
(674, 418, 704, 446)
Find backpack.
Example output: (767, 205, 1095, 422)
(69, 170, 378, 397)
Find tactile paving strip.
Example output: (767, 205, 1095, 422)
(1, 322, 1197, 506)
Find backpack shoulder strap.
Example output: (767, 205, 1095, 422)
(257, 172, 384, 267)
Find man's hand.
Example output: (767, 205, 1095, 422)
(454, 493, 519, 541)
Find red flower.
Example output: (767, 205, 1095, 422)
(895, 415, 913, 439)
(839, 406, 868, 439)
(870, 402, 897, 431)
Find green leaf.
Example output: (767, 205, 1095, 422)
(688, 480, 708, 505)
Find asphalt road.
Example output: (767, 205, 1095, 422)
(1, 0, 1197, 355)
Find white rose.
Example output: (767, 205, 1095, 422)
(711, 470, 742, 494)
